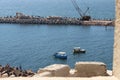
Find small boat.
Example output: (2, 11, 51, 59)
(53, 52, 67, 59)
(79, 49, 86, 53)
(73, 47, 86, 53)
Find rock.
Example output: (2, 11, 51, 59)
(13, 69, 22, 77)
(38, 64, 70, 77)
(75, 62, 107, 77)
(35, 72, 52, 77)
(107, 70, 112, 76)
(0, 73, 2, 77)
(0, 66, 2, 71)
(2, 73, 8, 78)
(0, 64, 35, 77)
(9, 75, 15, 78)
(33, 74, 41, 77)
(69, 69, 77, 77)
(26, 70, 34, 76)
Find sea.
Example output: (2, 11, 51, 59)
(0, 0, 115, 72)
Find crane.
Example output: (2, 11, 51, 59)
(71, 0, 91, 21)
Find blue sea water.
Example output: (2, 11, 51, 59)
(0, 0, 115, 72)
(0, 0, 115, 19)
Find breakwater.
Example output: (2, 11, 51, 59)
(0, 13, 114, 26)
(0, 64, 34, 77)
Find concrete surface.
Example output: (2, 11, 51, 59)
(0, 76, 118, 80)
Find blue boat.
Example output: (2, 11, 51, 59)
(53, 52, 67, 59)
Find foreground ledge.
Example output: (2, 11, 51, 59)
(0, 76, 118, 80)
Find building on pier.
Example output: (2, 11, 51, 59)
(16, 12, 32, 19)
(47, 16, 63, 20)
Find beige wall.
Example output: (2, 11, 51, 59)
(113, 0, 120, 79)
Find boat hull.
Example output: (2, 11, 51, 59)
(73, 49, 86, 53)
(54, 53, 67, 59)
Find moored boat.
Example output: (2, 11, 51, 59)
(73, 47, 86, 53)
(53, 52, 67, 59)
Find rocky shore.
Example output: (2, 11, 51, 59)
(0, 64, 34, 78)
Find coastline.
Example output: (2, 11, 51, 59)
(0, 62, 112, 78)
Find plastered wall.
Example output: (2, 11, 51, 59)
(113, 0, 120, 79)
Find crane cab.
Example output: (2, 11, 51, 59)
(81, 16, 91, 21)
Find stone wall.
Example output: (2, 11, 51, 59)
(113, 0, 120, 79)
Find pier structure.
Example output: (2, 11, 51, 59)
(0, 13, 114, 26)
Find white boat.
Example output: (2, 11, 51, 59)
(73, 47, 86, 53)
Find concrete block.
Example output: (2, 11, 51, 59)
(75, 62, 107, 77)
(38, 72, 52, 77)
(34, 72, 52, 77)
(37, 64, 70, 77)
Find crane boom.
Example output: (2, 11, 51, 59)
(83, 7, 89, 16)
(71, 0, 91, 20)
(71, 0, 83, 17)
